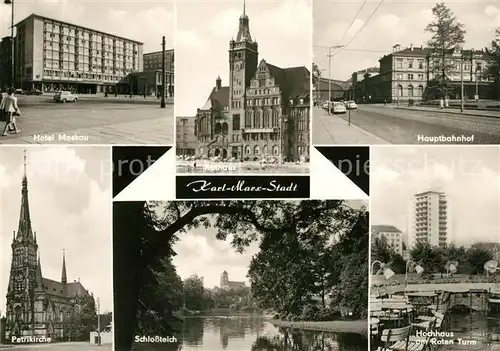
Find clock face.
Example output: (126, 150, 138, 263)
(234, 63, 241, 71)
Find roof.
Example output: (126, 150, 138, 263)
(414, 190, 445, 196)
(265, 63, 310, 100)
(15, 14, 143, 44)
(371, 225, 402, 235)
(42, 278, 89, 298)
(316, 77, 347, 91)
(201, 86, 230, 111)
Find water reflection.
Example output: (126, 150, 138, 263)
(448, 311, 500, 342)
(131, 315, 368, 350)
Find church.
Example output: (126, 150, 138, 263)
(4, 152, 91, 341)
(220, 271, 246, 290)
(194, 3, 310, 162)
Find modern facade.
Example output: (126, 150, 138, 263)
(194, 5, 310, 162)
(12, 14, 143, 93)
(353, 44, 491, 102)
(143, 49, 175, 97)
(5, 154, 91, 340)
(411, 191, 448, 249)
(176, 117, 197, 156)
(371, 225, 404, 256)
(220, 271, 246, 290)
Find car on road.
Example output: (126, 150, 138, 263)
(346, 101, 358, 109)
(322, 101, 330, 109)
(27, 89, 43, 95)
(54, 91, 78, 103)
(14, 89, 24, 95)
(331, 102, 347, 114)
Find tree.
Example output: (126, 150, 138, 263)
(485, 27, 500, 99)
(466, 246, 493, 275)
(371, 236, 394, 266)
(312, 63, 322, 85)
(410, 242, 440, 277)
(113, 200, 357, 350)
(425, 2, 466, 92)
(183, 275, 205, 311)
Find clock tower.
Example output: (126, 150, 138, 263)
(229, 0, 258, 114)
(6, 150, 38, 337)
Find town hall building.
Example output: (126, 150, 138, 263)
(4, 152, 91, 341)
(194, 3, 310, 162)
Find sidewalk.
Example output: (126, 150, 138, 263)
(389, 105, 500, 118)
(313, 108, 389, 144)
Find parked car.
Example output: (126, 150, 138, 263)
(346, 101, 358, 109)
(28, 89, 43, 95)
(14, 89, 24, 95)
(54, 91, 78, 103)
(322, 101, 331, 110)
(331, 102, 347, 114)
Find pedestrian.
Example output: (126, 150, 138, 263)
(396, 97, 400, 107)
(0, 88, 6, 123)
(1, 88, 21, 136)
(439, 97, 444, 109)
(384, 98, 387, 106)
(444, 96, 449, 108)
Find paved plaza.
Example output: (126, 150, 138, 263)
(0, 96, 173, 144)
(177, 160, 310, 174)
(313, 106, 500, 145)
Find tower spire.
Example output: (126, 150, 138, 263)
(16, 149, 34, 241)
(61, 249, 67, 284)
(36, 253, 43, 290)
(236, 0, 252, 42)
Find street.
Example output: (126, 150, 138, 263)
(0, 342, 112, 350)
(313, 105, 500, 144)
(0, 96, 174, 144)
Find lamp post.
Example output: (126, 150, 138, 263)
(4, 0, 14, 88)
(160, 36, 166, 108)
(327, 45, 344, 115)
(279, 115, 288, 166)
(475, 68, 480, 102)
(371, 260, 383, 275)
(96, 297, 101, 346)
(459, 48, 464, 113)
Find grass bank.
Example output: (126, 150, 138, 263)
(269, 319, 367, 335)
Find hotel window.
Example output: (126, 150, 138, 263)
(408, 73, 414, 80)
(396, 58, 403, 69)
(418, 59, 424, 69)
(408, 59, 413, 68)
(417, 73, 424, 80)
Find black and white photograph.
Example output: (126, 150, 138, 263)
(0, 146, 113, 350)
(0, 1, 174, 144)
(113, 200, 369, 351)
(175, 0, 311, 174)
(369, 146, 500, 350)
(312, 0, 500, 145)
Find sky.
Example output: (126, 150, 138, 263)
(175, 0, 312, 116)
(0, 0, 174, 53)
(371, 146, 500, 247)
(172, 200, 367, 289)
(313, 0, 500, 80)
(0, 146, 113, 314)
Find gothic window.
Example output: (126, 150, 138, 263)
(272, 145, 279, 155)
(14, 306, 22, 322)
(263, 145, 268, 155)
(245, 145, 250, 154)
(263, 109, 271, 128)
(245, 111, 252, 128)
(254, 110, 262, 128)
(259, 79, 265, 87)
(215, 123, 222, 134)
(222, 122, 228, 134)
(254, 145, 260, 155)
(232, 114, 240, 130)
(408, 85, 414, 97)
(272, 110, 280, 127)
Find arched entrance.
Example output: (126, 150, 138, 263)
(222, 149, 228, 159)
(214, 148, 221, 157)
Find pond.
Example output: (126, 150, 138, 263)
(441, 311, 500, 350)
(132, 315, 368, 351)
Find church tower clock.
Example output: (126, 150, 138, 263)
(5, 150, 39, 338)
(229, 1, 258, 117)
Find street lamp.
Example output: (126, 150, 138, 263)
(4, 0, 14, 88)
(405, 260, 424, 291)
(371, 260, 383, 275)
(160, 36, 166, 108)
(327, 45, 344, 115)
(96, 297, 101, 346)
(279, 115, 288, 166)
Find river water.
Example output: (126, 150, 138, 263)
(133, 315, 368, 351)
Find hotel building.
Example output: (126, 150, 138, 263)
(411, 191, 448, 249)
(13, 14, 143, 93)
(371, 225, 404, 257)
(194, 5, 310, 162)
(141, 49, 175, 97)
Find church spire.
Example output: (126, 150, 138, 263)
(236, 0, 252, 42)
(61, 250, 67, 284)
(16, 149, 34, 242)
(36, 254, 43, 290)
